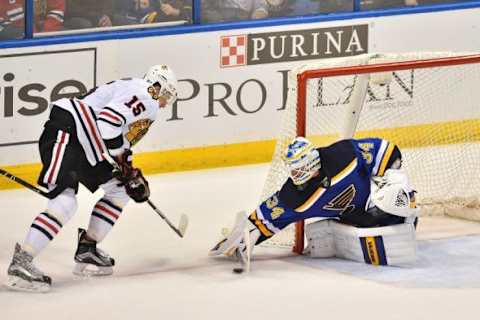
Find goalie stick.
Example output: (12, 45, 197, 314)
(218, 211, 252, 274)
(232, 227, 251, 274)
(101, 153, 189, 238)
(0, 168, 64, 200)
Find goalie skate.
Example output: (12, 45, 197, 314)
(73, 229, 114, 277)
(6, 243, 51, 293)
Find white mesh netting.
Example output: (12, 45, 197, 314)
(260, 52, 480, 248)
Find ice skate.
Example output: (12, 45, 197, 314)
(73, 228, 115, 277)
(6, 243, 51, 293)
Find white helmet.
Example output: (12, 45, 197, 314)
(144, 64, 178, 105)
(369, 169, 418, 219)
(283, 137, 321, 185)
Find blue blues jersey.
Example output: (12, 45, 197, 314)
(249, 138, 402, 239)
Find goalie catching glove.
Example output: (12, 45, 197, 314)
(112, 150, 150, 203)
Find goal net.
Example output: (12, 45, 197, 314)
(260, 52, 480, 253)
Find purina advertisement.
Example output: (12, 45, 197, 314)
(0, 7, 479, 168)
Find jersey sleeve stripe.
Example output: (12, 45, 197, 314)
(330, 159, 358, 185)
(372, 140, 388, 176)
(98, 117, 122, 128)
(295, 187, 326, 213)
(104, 107, 127, 124)
(69, 100, 101, 164)
(78, 101, 107, 161)
(249, 210, 274, 237)
(99, 111, 123, 124)
(294, 159, 357, 213)
(256, 208, 281, 233)
(377, 143, 395, 176)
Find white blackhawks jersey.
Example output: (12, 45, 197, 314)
(53, 78, 159, 166)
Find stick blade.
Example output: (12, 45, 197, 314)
(177, 214, 189, 237)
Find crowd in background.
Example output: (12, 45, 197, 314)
(201, 0, 468, 22)
(0, 0, 471, 40)
(0, 0, 192, 40)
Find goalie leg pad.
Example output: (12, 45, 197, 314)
(304, 219, 336, 258)
(332, 222, 417, 266)
(305, 220, 416, 266)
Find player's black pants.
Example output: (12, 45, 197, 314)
(37, 106, 114, 194)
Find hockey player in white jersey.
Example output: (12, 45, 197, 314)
(210, 137, 419, 270)
(6, 65, 178, 293)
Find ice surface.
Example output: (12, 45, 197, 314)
(1, 164, 480, 320)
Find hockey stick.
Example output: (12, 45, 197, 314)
(101, 153, 188, 238)
(218, 211, 251, 274)
(232, 227, 251, 274)
(146, 199, 188, 238)
(0, 168, 63, 200)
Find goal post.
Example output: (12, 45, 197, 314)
(261, 52, 480, 254)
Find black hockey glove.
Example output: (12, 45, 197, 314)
(112, 150, 150, 203)
(123, 168, 150, 203)
(112, 150, 133, 180)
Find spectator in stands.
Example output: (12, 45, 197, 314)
(115, 0, 192, 25)
(361, 0, 418, 10)
(34, 0, 65, 33)
(202, 0, 270, 23)
(156, 0, 192, 23)
(115, 0, 160, 25)
(266, 0, 292, 17)
(64, 0, 134, 29)
(264, 0, 291, 17)
(0, 0, 24, 40)
(287, 0, 352, 15)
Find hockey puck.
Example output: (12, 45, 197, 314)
(233, 268, 244, 274)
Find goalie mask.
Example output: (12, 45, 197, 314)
(283, 137, 321, 185)
(144, 64, 178, 106)
(368, 170, 419, 220)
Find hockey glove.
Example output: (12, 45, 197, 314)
(112, 150, 150, 202)
(112, 150, 134, 180)
(124, 168, 150, 203)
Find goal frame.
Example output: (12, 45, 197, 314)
(292, 53, 480, 254)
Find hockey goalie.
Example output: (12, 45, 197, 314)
(210, 136, 419, 269)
